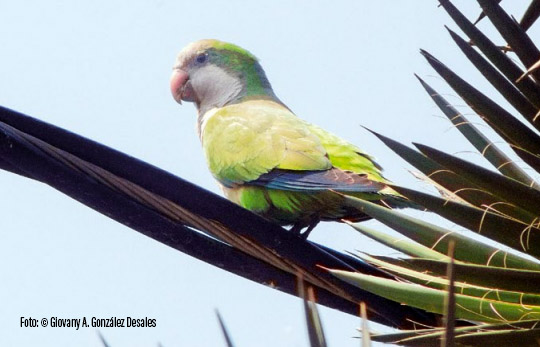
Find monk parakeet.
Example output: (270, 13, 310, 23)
(170, 39, 412, 237)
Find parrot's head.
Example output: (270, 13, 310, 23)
(170, 39, 277, 114)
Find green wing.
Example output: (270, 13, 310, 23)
(201, 99, 331, 186)
(307, 124, 388, 183)
(202, 99, 388, 191)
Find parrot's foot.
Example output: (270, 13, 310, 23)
(289, 217, 320, 240)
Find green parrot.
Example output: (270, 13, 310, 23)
(170, 39, 412, 237)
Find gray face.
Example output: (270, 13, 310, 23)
(171, 49, 245, 116)
(188, 63, 244, 114)
(170, 43, 284, 140)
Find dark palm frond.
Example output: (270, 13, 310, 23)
(446, 28, 540, 131)
(0, 105, 438, 328)
(477, 0, 540, 79)
(365, 127, 490, 204)
(367, 129, 535, 221)
(520, 0, 540, 32)
(438, 0, 540, 104)
(416, 73, 538, 188)
(414, 144, 540, 219)
(420, 50, 540, 168)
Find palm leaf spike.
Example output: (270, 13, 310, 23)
(517, 57, 540, 83)
(520, 0, 540, 32)
(371, 323, 540, 346)
(437, 0, 540, 105)
(414, 144, 540, 221)
(372, 257, 540, 293)
(415, 74, 539, 188)
(408, 169, 465, 204)
(369, 320, 540, 344)
(354, 253, 540, 306)
(347, 222, 452, 261)
(216, 310, 235, 347)
(366, 128, 540, 221)
(97, 331, 111, 347)
(348, 1, 540, 344)
(420, 49, 540, 172)
(445, 27, 540, 133)
(472, 0, 502, 25)
(441, 241, 456, 347)
(298, 276, 328, 347)
(390, 185, 540, 260)
(360, 302, 372, 347)
(345, 196, 540, 270)
(329, 266, 540, 322)
(477, 0, 540, 80)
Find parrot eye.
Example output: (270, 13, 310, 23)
(195, 53, 208, 64)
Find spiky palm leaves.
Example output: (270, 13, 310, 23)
(331, 1, 540, 345)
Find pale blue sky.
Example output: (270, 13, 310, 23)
(0, 1, 536, 346)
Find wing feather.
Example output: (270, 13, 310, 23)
(201, 100, 330, 186)
(251, 168, 386, 192)
(202, 99, 390, 194)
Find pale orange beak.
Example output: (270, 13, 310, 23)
(170, 68, 190, 104)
